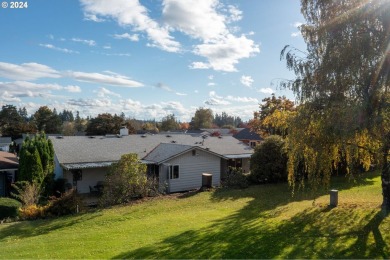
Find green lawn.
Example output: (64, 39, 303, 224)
(0, 171, 389, 259)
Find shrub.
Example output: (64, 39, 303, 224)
(45, 189, 83, 217)
(100, 153, 151, 206)
(222, 167, 249, 189)
(11, 181, 41, 206)
(0, 197, 21, 219)
(19, 204, 47, 220)
(249, 135, 288, 184)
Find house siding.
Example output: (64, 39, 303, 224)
(63, 167, 108, 194)
(163, 149, 221, 193)
(242, 158, 250, 173)
(54, 154, 63, 179)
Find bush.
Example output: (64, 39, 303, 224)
(222, 167, 249, 189)
(19, 204, 47, 220)
(100, 153, 155, 206)
(249, 135, 288, 184)
(0, 197, 21, 219)
(11, 181, 41, 206)
(45, 189, 83, 217)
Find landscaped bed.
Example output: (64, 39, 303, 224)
(0, 171, 388, 259)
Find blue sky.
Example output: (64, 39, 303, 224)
(0, 0, 305, 121)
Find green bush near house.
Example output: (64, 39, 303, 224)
(0, 197, 21, 219)
(249, 135, 288, 184)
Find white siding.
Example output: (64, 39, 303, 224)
(242, 158, 250, 173)
(53, 154, 63, 179)
(164, 150, 221, 193)
(63, 167, 108, 194)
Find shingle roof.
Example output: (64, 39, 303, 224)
(143, 143, 194, 163)
(50, 134, 253, 167)
(233, 128, 263, 141)
(0, 151, 18, 170)
(0, 137, 12, 146)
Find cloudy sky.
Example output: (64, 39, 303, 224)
(0, 0, 305, 121)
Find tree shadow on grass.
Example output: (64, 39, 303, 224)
(0, 210, 103, 242)
(113, 171, 388, 259)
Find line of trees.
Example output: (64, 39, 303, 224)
(0, 105, 246, 138)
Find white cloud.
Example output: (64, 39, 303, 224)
(240, 75, 254, 88)
(156, 82, 174, 92)
(258, 88, 274, 94)
(64, 85, 82, 93)
(226, 95, 258, 103)
(291, 32, 301, 37)
(163, 0, 228, 41)
(39, 43, 79, 54)
(163, 0, 259, 72)
(94, 87, 121, 98)
(80, 0, 181, 52)
(0, 81, 65, 102)
(113, 33, 139, 41)
(189, 62, 211, 70)
(208, 75, 214, 80)
(208, 82, 216, 86)
(0, 62, 61, 80)
(293, 22, 303, 28)
(103, 45, 111, 49)
(68, 71, 143, 88)
(175, 92, 187, 96)
(204, 91, 230, 106)
(227, 5, 242, 22)
(192, 34, 260, 72)
(71, 38, 96, 46)
(291, 22, 303, 37)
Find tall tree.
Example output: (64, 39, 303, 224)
(18, 133, 54, 184)
(248, 95, 295, 138)
(33, 106, 62, 134)
(86, 113, 136, 135)
(0, 105, 24, 137)
(281, 0, 390, 209)
(190, 107, 214, 129)
(160, 114, 179, 131)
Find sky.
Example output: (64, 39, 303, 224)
(0, 0, 306, 122)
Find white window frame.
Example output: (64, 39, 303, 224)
(169, 165, 180, 179)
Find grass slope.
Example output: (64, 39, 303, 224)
(0, 171, 389, 259)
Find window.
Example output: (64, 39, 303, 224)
(169, 165, 179, 179)
(250, 141, 257, 148)
(192, 150, 197, 156)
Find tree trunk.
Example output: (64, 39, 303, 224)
(381, 138, 390, 212)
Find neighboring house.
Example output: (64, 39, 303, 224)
(233, 128, 263, 148)
(0, 151, 18, 197)
(50, 134, 253, 194)
(0, 137, 12, 152)
(202, 128, 245, 136)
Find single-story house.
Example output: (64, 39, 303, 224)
(233, 128, 263, 148)
(0, 137, 12, 152)
(50, 133, 253, 194)
(0, 151, 18, 197)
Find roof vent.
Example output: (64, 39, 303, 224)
(141, 135, 147, 138)
(166, 135, 171, 138)
(218, 136, 223, 139)
(88, 136, 95, 139)
(56, 136, 64, 139)
(171, 140, 176, 143)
